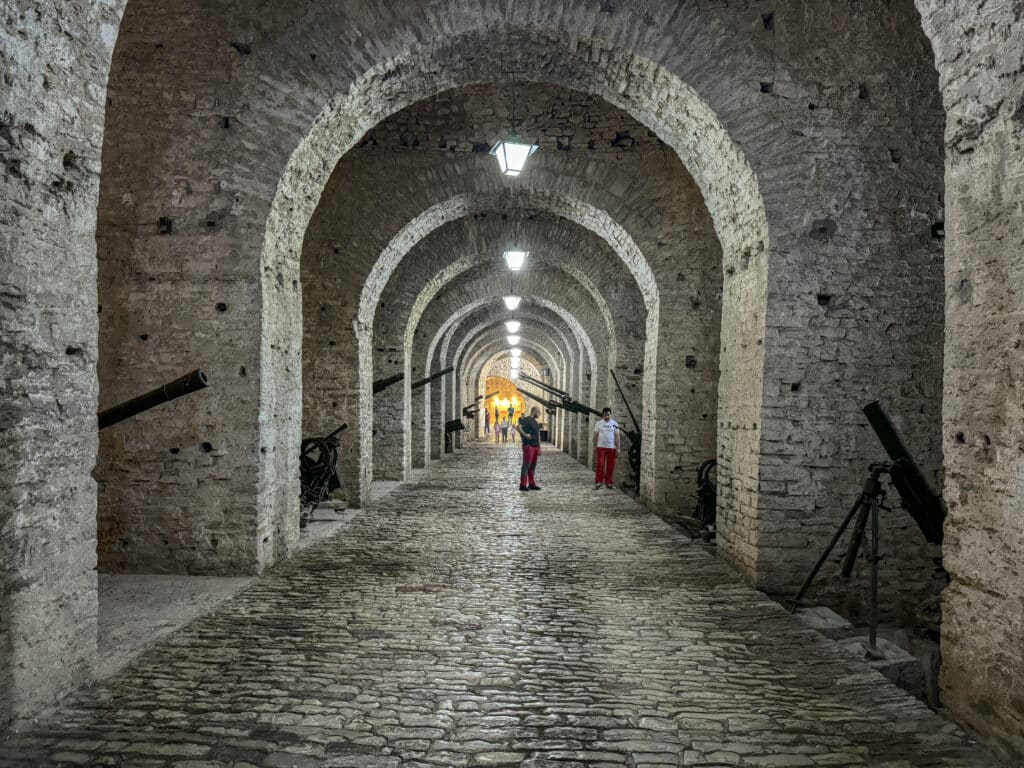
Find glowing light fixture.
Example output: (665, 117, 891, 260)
(509, 356, 521, 367)
(507, 335, 521, 346)
(504, 320, 521, 334)
(503, 295, 521, 311)
(511, 369, 520, 379)
(503, 250, 528, 271)
(490, 136, 539, 177)
(510, 348, 522, 358)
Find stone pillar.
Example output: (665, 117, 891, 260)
(0, 0, 126, 728)
(916, 1, 1024, 756)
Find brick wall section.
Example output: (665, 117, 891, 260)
(0, 0, 126, 728)
(916, 0, 1024, 756)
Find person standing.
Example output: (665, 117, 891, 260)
(593, 407, 620, 489)
(517, 406, 542, 491)
(484, 410, 490, 436)
(501, 419, 509, 443)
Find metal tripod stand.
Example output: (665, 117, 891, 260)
(788, 461, 893, 652)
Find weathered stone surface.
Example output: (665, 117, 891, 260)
(0, 444, 1003, 767)
(915, 0, 1024, 756)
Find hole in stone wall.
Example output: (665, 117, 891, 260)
(201, 442, 214, 452)
(816, 294, 832, 307)
(858, 84, 869, 99)
(62, 151, 78, 170)
(239, 366, 247, 376)
(762, 11, 775, 30)
(215, 302, 228, 312)
(222, 116, 231, 129)
(139, 334, 149, 341)
(760, 82, 774, 94)
(791, 382, 801, 392)
(889, 148, 901, 165)
(685, 355, 697, 368)
(169, 447, 180, 454)
(954, 432, 965, 444)
(931, 221, 945, 239)
(158, 217, 172, 234)
(65, 345, 83, 356)
(229, 41, 252, 55)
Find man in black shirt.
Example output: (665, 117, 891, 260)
(516, 406, 542, 491)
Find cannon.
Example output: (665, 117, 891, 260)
(609, 369, 643, 489)
(461, 391, 498, 421)
(299, 423, 347, 526)
(410, 366, 454, 391)
(444, 418, 465, 453)
(373, 373, 404, 394)
(98, 369, 209, 430)
(515, 386, 558, 417)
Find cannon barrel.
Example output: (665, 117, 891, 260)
(445, 418, 465, 433)
(609, 368, 642, 435)
(373, 373, 404, 394)
(862, 400, 946, 544)
(410, 366, 454, 391)
(98, 369, 209, 430)
(520, 374, 602, 418)
(519, 373, 571, 400)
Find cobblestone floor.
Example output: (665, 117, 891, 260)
(0, 441, 1004, 767)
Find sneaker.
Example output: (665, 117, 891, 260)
(519, 486, 530, 492)
(528, 485, 542, 491)
(605, 484, 615, 489)
(594, 483, 602, 490)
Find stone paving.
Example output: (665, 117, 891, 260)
(0, 442, 1004, 767)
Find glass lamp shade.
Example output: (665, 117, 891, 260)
(504, 320, 521, 334)
(490, 137, 539, 176)
(510, 348, 522, 358)
(503, 295, 521, 311)
(507, 335, 521, 346)
(510, 369, 520, 379)
(503, 250, 528, 271)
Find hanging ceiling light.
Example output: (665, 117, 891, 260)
(504, 320, 521, 334)
(490, 72, 539, 176)
(490, 137, 539, 176)
(503, 250, 528, 271)
(510, 348, 522, 358)
(510, 369, 520, 379)
(503, 295, 521, 311)
(506, 335, 521, 346)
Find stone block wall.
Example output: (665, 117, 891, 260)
(916, 0, 1024, 755)
(0, 0, 125, 728)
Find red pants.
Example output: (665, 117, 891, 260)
(520, 445, 540, 487)
(595, 447, 617, 485)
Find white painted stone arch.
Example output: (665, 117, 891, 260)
(401, 235, 618, 365)
(422, 296, 597, 469)
(258, 24, 770, 515)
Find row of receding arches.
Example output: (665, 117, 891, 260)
(3, 0, 1021, 756)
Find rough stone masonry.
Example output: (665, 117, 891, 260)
(1, 0, 1022, 760)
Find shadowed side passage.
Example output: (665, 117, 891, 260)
(0, 442, 1001, 768)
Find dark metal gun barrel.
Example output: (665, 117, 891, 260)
(610, 368, 642, 434)
(373, 373, 404, 394)
(862, 400, 946, 544)
(410, 366, 454, 391)
(98, 369, 209, 430)
(520, 373, 570, 400)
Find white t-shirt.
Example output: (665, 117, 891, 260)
(594, 418, 619, 449)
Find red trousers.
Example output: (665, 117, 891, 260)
(520, 445, 540, 487)
(595, 447, 617, 485)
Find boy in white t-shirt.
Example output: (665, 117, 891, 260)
(592, 407, 621, 489)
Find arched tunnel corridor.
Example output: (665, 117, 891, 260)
(2, 1, 1022, 764)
